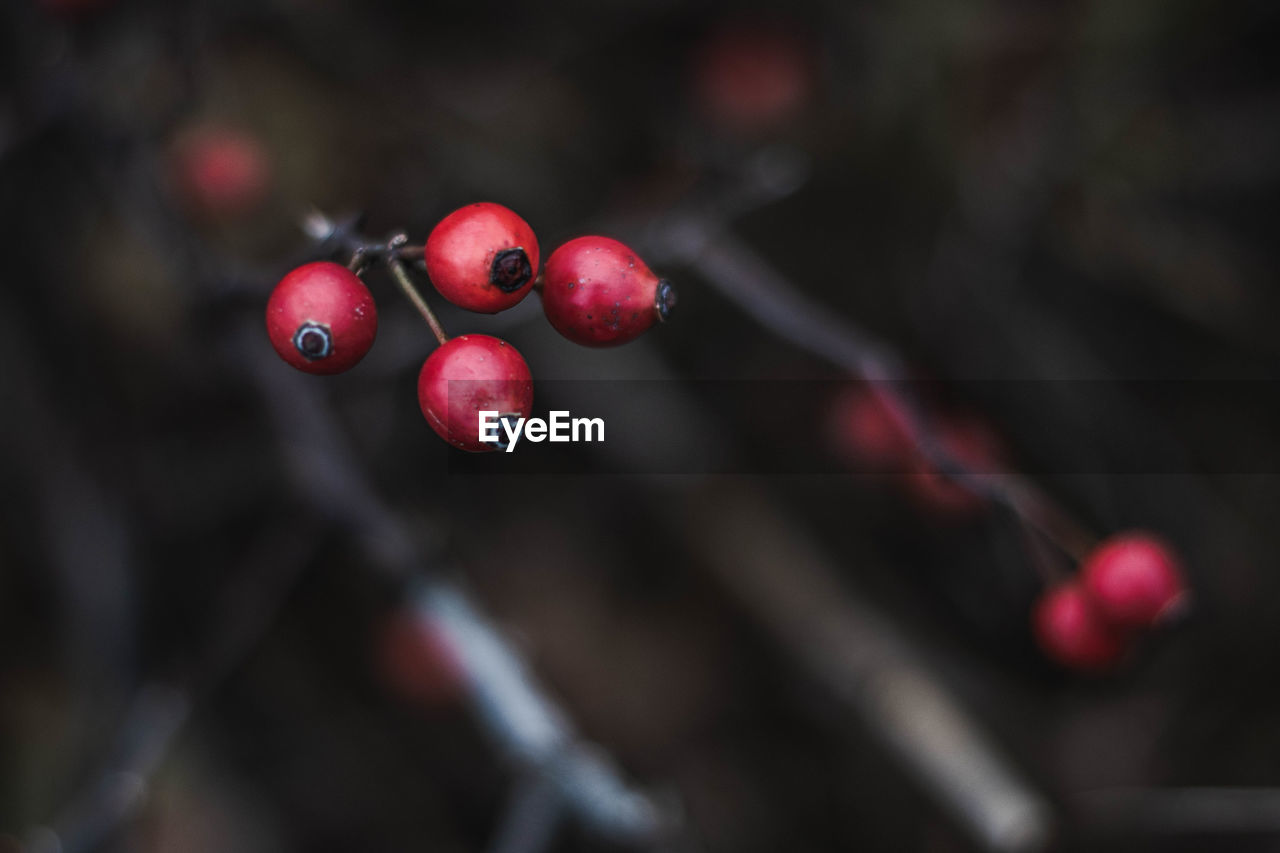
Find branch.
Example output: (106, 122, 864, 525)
(232, 321, 671, 845)
(644, 209, 1097, 561)
(681, 483, 1054, 853)
(1076, 787, 1280, 836)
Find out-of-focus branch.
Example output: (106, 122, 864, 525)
(486, 773, 563, 853)
(21, 522, 321, 853)
(1076, 787, 1280, 836)
(233, 322, 671, 846)
(642, 207, 1097, 562)
(25, 687, 190, 853)
(681, 482, 1054, 853)
(515, 329, 1056, 853)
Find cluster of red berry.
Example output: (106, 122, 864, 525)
(265, 203, 675, 451)
(1034, 534, 1188, 673)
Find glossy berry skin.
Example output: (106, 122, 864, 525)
(425, 203, 539, 313)
(1033, 583, 1128, 672)
(171, 126, 270, 217)
(417, 334, 533, 452)
(266, 262, 377, 375)
(376, 608, 466, 710)
(542, 236, 676, 347)
(1081, 534, 1187, 629)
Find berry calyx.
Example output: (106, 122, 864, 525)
(266, 262, 377, 374)
(1033, 583, 1129, 672)
(1081, 533, 1188, 629)
(417, 334, 533, 452)
(170, 125, 270, 218)
(541, 236, 675, 347)
(424, 203, 540, 313)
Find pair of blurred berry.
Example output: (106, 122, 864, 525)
(1034, 536, 1187, 672)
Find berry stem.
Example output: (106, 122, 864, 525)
(384, 234, 449, 346)
(1013, 481, 1098, 564)
(395, 244, 425, 262)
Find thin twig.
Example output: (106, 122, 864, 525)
(645, 212, 1098, 561)
(383, 235, 449, 346)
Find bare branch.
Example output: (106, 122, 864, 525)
(682, 483, 1054, 853)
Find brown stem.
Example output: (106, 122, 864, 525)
(384, 234, 448, 346)
(347, 248, 367, 273)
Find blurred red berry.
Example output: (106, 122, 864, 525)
(417, 334, 533, 452)
(541, 236, 675, 347)
(1033, 583, 1129, 672)
(905, 413, 1006, 517)
(377, 609, 465, 710)
(829, 383, 917, 473)
(692, 18, 815, 133)
(1081, 533, 1188, 629)
(425, 203, 540, 314)
(171, 126, 270, 217)
(265, 262, 378, 375)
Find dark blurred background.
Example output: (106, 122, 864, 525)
(3, 0, 1280, 851)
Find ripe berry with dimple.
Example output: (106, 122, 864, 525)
(425, 203, 539, 313)
(171, 126, 270, 217)
(266, 262, 377, 374)
(417, 334, 533, 452)
(1033, 583, 1129, 672)
(541, 236, 676, 347)
(1081, 533, 1187, 629)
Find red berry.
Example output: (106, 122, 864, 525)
(424, 203, 539, 313)
(170, 126, 270, 217)
(265, 262, 377, 375)
(541, 236, 675, 347)
(692, 18, 815, 133)
(417, 334, 533, 452)
(1081, 533, 1187, 629)
(905, 413, 1005, 517)
(829, 383, 916, 473)
(1033, 583, 1128, 672)
(376, 608, 465, 710)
